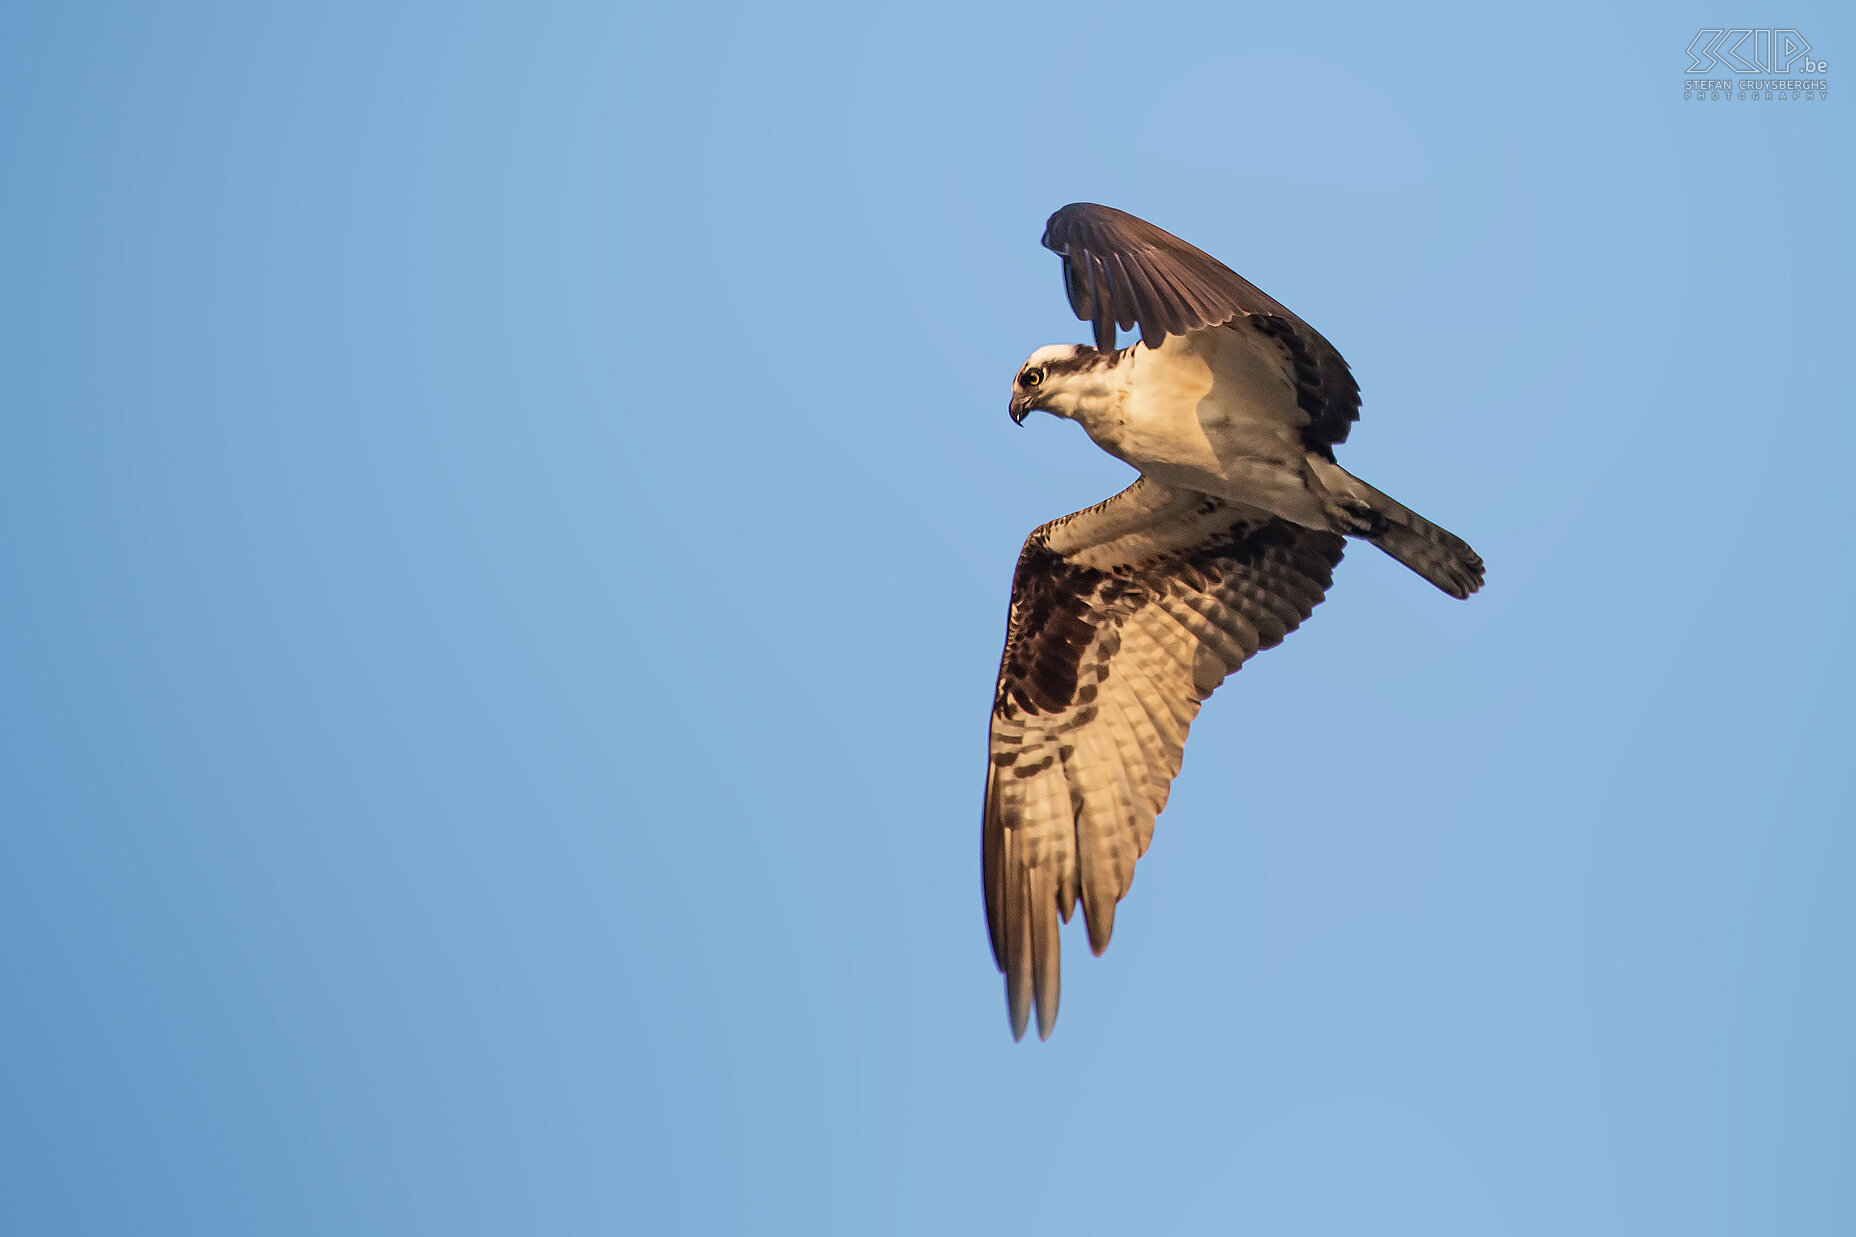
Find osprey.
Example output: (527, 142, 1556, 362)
(986, 203, 1483, 1040)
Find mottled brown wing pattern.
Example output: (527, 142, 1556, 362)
(1042, 202, 1361, 455)
(984, 480, 1346, 1040)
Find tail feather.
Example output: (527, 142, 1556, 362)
(1315, 463, 1484, 598)
(1368, 513, 1484, 599)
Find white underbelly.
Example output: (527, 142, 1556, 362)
(1138, 456, 1328, 527)
(1078, 328, 1329, 527)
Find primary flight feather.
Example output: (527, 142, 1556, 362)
(986, 203, 1484, 1041)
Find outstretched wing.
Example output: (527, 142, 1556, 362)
(1042, 202, 1360, 455)
(984, 478, 1346, 1040)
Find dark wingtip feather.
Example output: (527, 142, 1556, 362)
(982, 769, 1008, 969)
(1094, 316, 1117, 353)
(1040, 202, 1099, 252)
(1029, 875, 1061, 1041)
(1084, 897, 1116, 956)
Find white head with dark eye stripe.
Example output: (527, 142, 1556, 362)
(1008, 344, 1122, 425)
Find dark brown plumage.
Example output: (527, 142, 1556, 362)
(1042, 202, 1361, 457)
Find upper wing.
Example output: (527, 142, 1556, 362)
(1042, 202, 1360, 455)
(984, 478, 1346, 1039)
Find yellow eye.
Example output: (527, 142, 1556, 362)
(1022, 369, 1043, 388)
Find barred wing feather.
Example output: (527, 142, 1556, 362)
(984, 477, 1344, 1039)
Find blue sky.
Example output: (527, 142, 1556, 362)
(2, 2, 1851, 1233)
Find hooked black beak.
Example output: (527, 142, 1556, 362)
(1008, 394, 1034, 426)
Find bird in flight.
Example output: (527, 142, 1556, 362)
(985, 203, 1483, 1040)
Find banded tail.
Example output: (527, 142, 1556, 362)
(1314, 461, 1485, 599)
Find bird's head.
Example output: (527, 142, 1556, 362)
(1008, 344, 1122, 425)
